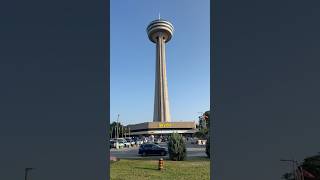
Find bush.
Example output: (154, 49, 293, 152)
(206, 136, 210, 158)
(194, 129, 207, 139)
(168, 133, 187, 161)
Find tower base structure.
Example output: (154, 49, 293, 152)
(126, 121, 197, 137)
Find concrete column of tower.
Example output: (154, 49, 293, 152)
(147, 19, 174, 122)
(155, 33, 171, 122)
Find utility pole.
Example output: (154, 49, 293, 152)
(115, 123, 117, 139)
(110, 126, 113, 139)
(116, 114, 120, 139)
(121, 126, 124, 138)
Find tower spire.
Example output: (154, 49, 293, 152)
(158, 13, 161, 20)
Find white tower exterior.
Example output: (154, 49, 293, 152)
(147, 19, 174, 122)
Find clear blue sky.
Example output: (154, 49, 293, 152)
(110, 0, 210, 125)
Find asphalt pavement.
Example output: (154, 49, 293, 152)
(110, 142, 207, 160)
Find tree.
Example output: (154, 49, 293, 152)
(195, 111, 211, 158)
(206, 135, 210, 158)
(168, 133, 187, 161)
(194, 129, 207, 139)
(302, 153, 320, 180)
(110, 121, 125, 139)
(203, 111, 211, 158)
(198, 116, 206, 130)
(203, 111, 210, 131)
(282, 153, 320, 180)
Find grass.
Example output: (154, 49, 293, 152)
(110, 158, 210, 180)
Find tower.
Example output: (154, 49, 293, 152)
(147, 19, 174, 122)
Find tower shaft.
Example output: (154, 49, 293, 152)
(153, 34, 171, 122)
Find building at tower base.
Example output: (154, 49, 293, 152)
(126, 121, 197, 137)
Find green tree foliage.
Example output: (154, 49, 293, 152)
(282, 153, 320, 180)
(168, 133, 187, 161)
(302, 153, 320, 180)
(194, 129, 207, 139)
(204, 111, 211, 158)
(110, 121, 126, 138)
(204, 111, 210, 130)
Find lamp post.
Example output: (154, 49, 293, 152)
(111, 126, 113, 139)
(121, 126, 124, 138)
(116, 114, 120, 139)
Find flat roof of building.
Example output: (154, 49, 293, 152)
(126, 121, 196, 131)
(130, 129, 197, 136)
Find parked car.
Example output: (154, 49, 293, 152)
(138, 144, 167, 156)
(130, 140, 136, 146)
(125, 138, 136, 146)
(135, 139, 144, 145)
(117, 138, 131, 147)
(190, 137, 199, 144)
(154, 138, 161, 144)
(113, 140, 124, 148)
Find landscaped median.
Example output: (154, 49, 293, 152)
(110, 158, 210, 180)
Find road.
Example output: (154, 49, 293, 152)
(110, 142, 207, 160)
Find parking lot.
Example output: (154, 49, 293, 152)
(110, 142, 206, 159)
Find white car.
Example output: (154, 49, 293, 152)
(190, 137, 199, 144)
(154, 139, 161, 144)
(125, 138, 136, 146)
(114, 141, 124, 149)
(117, 138, 131, 147)
(135, 139, 143, 145)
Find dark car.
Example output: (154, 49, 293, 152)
(138, 144, 167, 156)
